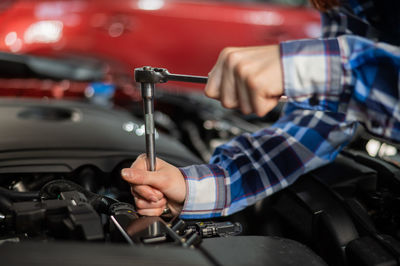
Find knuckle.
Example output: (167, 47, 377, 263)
(253, 100, 276, 117)
(138, 188, 152, 199)
(225, 50, 240, 67)
(245, 76, 257, 91)
(131, 184, 139, 193)
(152, 188, 163, 198)
(132, 185, 148, 198)
(221, 99, 237, 109)
(255, 108, 268, 117)
(130, 186, 137, 196)
(221, 47, 234, 57)
(159, 197, 167, 206)
(240, 106, 252, 115)
(153, 200, 165, 208)
(234, 62, 248, 77)
(135, 198, 144, 208)
(155, 208, 163, 216)
(205, 85, 218, 98)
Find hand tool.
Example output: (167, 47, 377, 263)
(134, 66, 208, 171)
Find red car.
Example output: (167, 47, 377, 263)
(0, 0, 320, 93)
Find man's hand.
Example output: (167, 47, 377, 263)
(205, 45, 283, 117)
(121, 154, 186, 217)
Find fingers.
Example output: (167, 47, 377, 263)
(133, 194, 171, 217)
(121, 167, 157, 187)
(131, 186, 167, 217)
(205, 67, 221, 99)
(220, 48, 240, 109)
(136, 208, 164, 217)
(205, 48, 228, 99)
(235, 60, 256, 115)
(122, 156, 186, 217)
(131, 185, 163, 202)
(250, 94, 279, 117)
(244, 65, 276, 116)
(236, 79, 252, 114)
(206, 46, 256, 111)
(204, 45, 283, 117)
(134, 196, 166, 209)
(133, 195, 180, 217)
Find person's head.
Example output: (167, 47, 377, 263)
(310, 0, 339, 11)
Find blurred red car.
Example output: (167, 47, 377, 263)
(0, 0, 320, 93)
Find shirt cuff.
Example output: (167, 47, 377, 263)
(178, 164, 228, 219)
(280, 38, 343, 112)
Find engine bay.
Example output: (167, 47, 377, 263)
(0, 54, 399, 265)
(0, 98, 326, 265)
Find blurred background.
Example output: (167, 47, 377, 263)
(2, 3, 400, 266)
(0, 0, 321, 161)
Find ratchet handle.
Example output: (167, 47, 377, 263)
(166, 73, 208, 84)
(134, 67, 208, 84)
(140, 82, 156, 172)
(134, 66, 208, 172)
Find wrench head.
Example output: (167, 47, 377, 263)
(134, 66, 169, 83)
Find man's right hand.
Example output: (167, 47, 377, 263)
(121, 154, 186, 217)
(205, 45, 284, 117)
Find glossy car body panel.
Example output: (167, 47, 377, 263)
(0, 0, 320, 91)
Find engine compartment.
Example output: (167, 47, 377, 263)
(0, 96, 399, 265)
(0, 98, 327, 265)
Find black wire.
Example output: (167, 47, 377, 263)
(0, 194, 12, 213)
(0, 187, 39, 201)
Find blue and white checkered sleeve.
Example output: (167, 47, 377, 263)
(179, 164, 229, 219)
(179, 107, 357, 219)
(337, 35, 400, 142)
(281, 35, 400, 142)
(280, 38, 343, 113)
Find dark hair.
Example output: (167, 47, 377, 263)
(310, 0, 339, 11)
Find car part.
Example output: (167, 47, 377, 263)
(0, 178, 327, 266)
(0, 52, 105, 81)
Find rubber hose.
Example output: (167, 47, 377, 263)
(0, 187, 40, 201)
(40, 179, 99, 200)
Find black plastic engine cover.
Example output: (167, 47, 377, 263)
(0, 98, 201, 174)
(0, 236, 327, 266)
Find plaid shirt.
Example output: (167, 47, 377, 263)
(179, 0, 400, 219)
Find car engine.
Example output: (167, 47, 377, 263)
(0, 54, 399, 265)
(0, 98, 327, 265)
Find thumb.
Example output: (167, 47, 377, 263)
(130, 153, 148, 170)
(121, 168, 159, 188)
